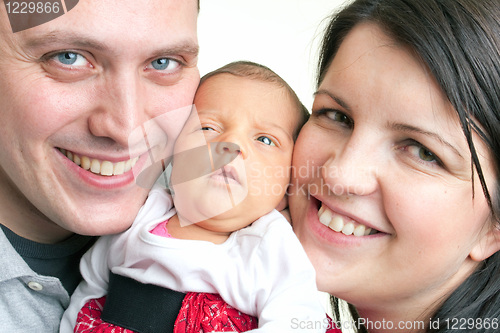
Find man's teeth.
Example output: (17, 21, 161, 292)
(318, 204, 373, 236)
(60, 149, 139, 176)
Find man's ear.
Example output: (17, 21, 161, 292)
(469, 222, 500, 262)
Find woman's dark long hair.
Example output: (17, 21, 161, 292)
(317, 0, 500, 332)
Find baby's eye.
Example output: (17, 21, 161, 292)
(201, 126, 216, 131)
(53, 52, 88, 67)
(148, 58, 181, 72)
(256, 136, 276, 146)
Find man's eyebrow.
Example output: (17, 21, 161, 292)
(389, 122, 464, 159)
(150, 43, 199, 57)
(23, 31, 109, 51)
(313, 89, 352, 112)
(23, 31, 199, 56)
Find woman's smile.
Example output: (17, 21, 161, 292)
(291, 22, 497, 324)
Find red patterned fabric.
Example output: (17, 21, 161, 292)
(74, 293, 340, 332)
(74, 293, 257, 333)
(174, 292, 257, 332)
(74, 296, 137, 333)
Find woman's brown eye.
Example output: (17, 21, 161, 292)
(407, 144, 438, 164)
(418, 147, 437, 162)
(335, 113, 349, 123)
(327, 111, 352, 127)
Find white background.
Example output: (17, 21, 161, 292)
(198, 0, 350, 110)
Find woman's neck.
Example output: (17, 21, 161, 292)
(352, 259, 480, 332)
(354, 305, 429, 333)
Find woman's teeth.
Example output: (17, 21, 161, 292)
(59, 149, 139, 176)
(318, 204, 374, 236)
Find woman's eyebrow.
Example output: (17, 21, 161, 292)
(389, 122, 464, 159)
(314, 90, 352, 112)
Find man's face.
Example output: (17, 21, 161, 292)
(0, 0, 200, 242)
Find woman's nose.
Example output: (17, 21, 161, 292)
(321, 137, 379, 197)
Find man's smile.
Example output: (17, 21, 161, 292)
(58, 148, 139, 176)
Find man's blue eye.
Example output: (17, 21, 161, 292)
(257, 136, 275, 146)
(152, 58, 171, 70)
(57, 52, 79, 65)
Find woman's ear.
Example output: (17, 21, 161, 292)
(469, 222, 500, 262)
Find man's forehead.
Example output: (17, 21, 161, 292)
(3, 2, 198, 58)
(2, 0, 198, 40)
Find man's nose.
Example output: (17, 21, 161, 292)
(88, 71, 146, 147)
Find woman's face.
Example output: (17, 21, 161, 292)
(290, 23, 498, 319)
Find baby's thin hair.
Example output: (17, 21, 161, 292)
(199, 61, 310, 139)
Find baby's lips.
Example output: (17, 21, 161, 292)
(135, 142, 240, 189)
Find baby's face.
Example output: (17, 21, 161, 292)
(171, 74, 300, 232)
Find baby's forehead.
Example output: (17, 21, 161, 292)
(197, 72, 280, 91)
(198, 75, 300, 113)
(194, 73, 304, 136)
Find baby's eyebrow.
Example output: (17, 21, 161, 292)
(264, 122, 294, 142)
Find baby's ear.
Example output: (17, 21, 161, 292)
(469, 222, 500, 262)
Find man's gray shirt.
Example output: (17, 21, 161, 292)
(0, 227, 94, 332)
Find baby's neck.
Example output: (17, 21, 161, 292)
(167, 214, 231, 244)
